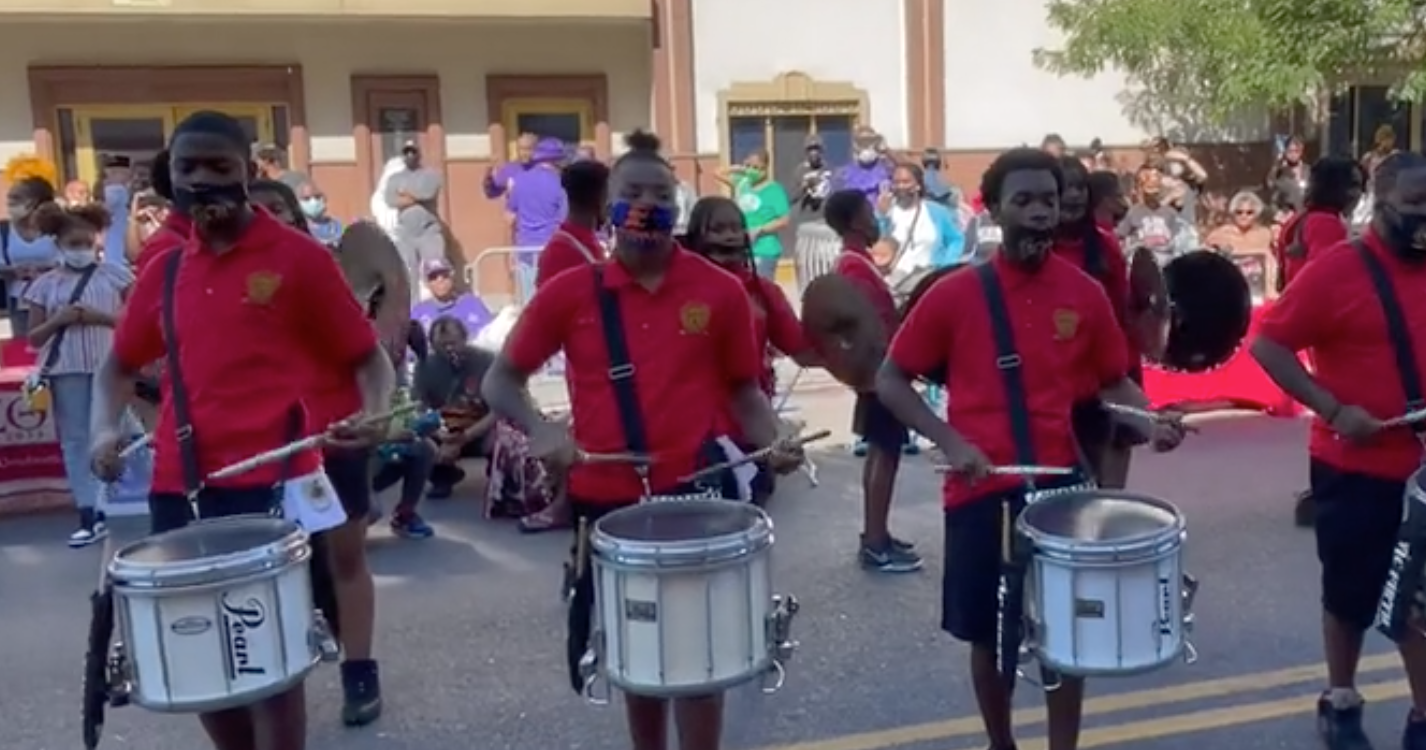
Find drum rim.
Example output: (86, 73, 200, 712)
(1017, 490, 1186, 562)
(108, 515, 310, 590)
(591, 499, 774, 569)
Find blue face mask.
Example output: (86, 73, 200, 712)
(300, 197, 325, 218)
(609, 199, 675, 250)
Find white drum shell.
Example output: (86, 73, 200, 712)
(109, 517, 321, 713)
(590, 500, 777, 697)
(1026, 543, 1185, 675)
(1019, 491, 1190, 677)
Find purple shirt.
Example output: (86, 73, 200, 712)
(835, 161, 892, 203)
(486, 162, 568, 257)
(412, 293, 494, 338)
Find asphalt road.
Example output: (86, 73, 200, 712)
(0, 392, 1410, 750)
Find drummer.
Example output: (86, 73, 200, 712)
(1251, 151, 1426, 750)
(822, 188, 922, 573)
(481, 129, 799, 750)
(1054, 157, 1137, 489)
(683, 195, 818, 503)
(875, 147, 1185, 750)
(89, 110, 396, 750)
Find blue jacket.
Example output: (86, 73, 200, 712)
(877, 199, 966, 268)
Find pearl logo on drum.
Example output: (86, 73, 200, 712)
(220, 593, 268, 679)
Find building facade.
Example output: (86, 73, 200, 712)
(0, 0, 1278, 295)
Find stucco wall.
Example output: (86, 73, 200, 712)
(0, 18, 653, 164)
(689, 0, 908, 154)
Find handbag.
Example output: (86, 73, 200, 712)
(23, 265, 99, 413)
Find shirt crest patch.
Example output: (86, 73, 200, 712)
(245, 271, 282, 305)
(1053, 309, 1079, 340)
(680, 302, 711, 334)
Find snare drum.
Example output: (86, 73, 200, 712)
(1017, 490, 1198, 676)
(106, 516, 338, 713)
(584, 500, 799, 698)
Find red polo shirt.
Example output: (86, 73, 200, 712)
(504, 249, 762, 503)
(834, 245, 898, 332)
(1054, 225, 1133, 394)
(888, 254, 1128, 508)
(133, 212, 192, 275)
(1257, 229, 1426, 481)
(114, 210, 379, 494)
(536, 221, 605, 288)
(747, 272, 806, 389)
(1274, 209, 1347, 288)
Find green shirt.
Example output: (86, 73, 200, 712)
(735, 176, 791, 259)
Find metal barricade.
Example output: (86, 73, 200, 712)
(793, 220, 841, 296)
(466, 245, 544, 310)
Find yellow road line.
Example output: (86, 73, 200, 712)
(1005, 679, 1410, 750)
(759, 653, 1401, 750)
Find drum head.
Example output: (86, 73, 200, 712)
(1019, 491, 1182, 545)
(596, 500, 766, 543)
(1161, 250, 1252, 372)
(116, 516, 296, 566)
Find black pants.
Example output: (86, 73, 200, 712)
(325, 447, 374, 517)
(150, 487, 342, 643)
(941, 475, 1086, 645)
(1311, 460, 1406, 631)
(373, 440, 437, 519)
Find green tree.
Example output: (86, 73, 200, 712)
(1035, 0, 1426, 131)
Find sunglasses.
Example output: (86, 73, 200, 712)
(1234, 210, 1257, 216)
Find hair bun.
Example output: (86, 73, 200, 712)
(624, 129, 662, 154)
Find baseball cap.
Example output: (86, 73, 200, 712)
(422, 259, 452, 277)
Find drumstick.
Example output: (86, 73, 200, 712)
(119, 434, 151, 459)
(935, 465, 1077, 477)
(207, 404, 419, 480)
(572, 516, 590, 580)
(676, 430, 831, 483)
(575, 450, 655, 465)
(774, 367, 804, 413)
(1385, 407, 1426, 428)
(1101, 402, 1202, 431)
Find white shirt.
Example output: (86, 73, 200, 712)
(888, 201, 937, 277)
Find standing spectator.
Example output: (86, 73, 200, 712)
(796, 136, 834, 214)
(1143, 136, 1208, 225)
(1205, 191, 1275, 253)
(835, 126, 894, 204)
(385, 139, 446, 301)
(724, 150, 792, 279)
(484, 137, 567, 302)
(253, 144, 308, 191)
(1266, 135, 1309, 210)
(299, 182, 344, 247)
(1119, 166, 1188, 265)
(1041, 133, 1067, 158)
(23, 202, 132, 546)
(2, 163, 60, 337)
(920, 148, 955, 207)
(410, 259, 492, 339)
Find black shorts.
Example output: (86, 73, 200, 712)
(941, 475, 1086, 645)
(1311, 460, 1406, 631)
(853, 392, 910, 452)
(1071, 368, 1146, 457)
(324, 447, 374, 517)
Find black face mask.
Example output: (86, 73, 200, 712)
(1002, 225, 1055, 271)
(1379, 204, 1426, 263)
(806, 153, 824, 168)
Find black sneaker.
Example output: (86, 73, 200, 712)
(860, 542, 923, 573)
(861, 533, 916, 551)
(1294, 490, 1316, 528)
(340, 659, 383, 727)
(1404, 711, 1426, 750)
(1317, 692, 1372, 750)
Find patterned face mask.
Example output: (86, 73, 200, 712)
(610, 199, 676, 250)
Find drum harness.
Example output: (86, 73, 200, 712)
(82, 251, 309, 750)
(1353, 240, 1426, 643)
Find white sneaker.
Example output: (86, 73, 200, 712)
(68, 521, 108, 549)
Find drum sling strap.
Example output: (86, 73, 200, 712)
(974, 263, 1047, 692)
(1354, 241, 1426, 641)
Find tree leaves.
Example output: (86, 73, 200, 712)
(1036, 0, 1426, 127)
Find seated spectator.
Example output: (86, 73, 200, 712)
(410, 260, 492, 340)
(414, 316, 497, 499)
(300, 182, 344, 247)
(370, 323, 438, 537)
(1204, 190, 1274, 253)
